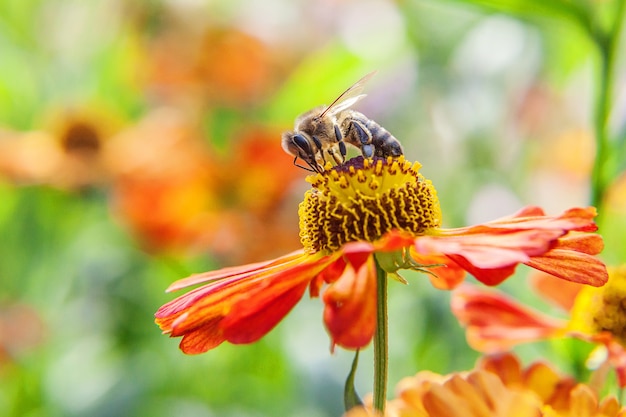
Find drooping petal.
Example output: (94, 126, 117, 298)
(451, 285, 566, 353)
(323, 255, 377, 350)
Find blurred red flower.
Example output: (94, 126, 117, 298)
(452, 265, 626, 386)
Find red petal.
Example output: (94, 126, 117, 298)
(409, 252, 467, 290)
(341, 241, 376, 271)
(221, 277, 311, 344)
(376, 230, 417, 251)
(323, 255, 377, 350)
(451, 285, 565, 353)
(447, 255, 518, 286)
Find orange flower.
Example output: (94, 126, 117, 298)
(156, 156, 607, 354)
(452, 265, 626, 386)
(344, 353, 626, 416)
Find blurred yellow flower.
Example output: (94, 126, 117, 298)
(345, 353, 626, 417)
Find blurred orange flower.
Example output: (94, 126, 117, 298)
(105, 108, 216, 253)
(345, 353, 626, 417)
(142, 24, 279, 106)
(0, 109, 117, 190)
(156, 156, 607, 354)
(452, 265, 626, 386)
(105, 109, 303, 260)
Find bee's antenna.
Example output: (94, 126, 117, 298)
(293, 156, 320, 173)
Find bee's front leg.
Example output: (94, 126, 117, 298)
(332, 124, 347, 164)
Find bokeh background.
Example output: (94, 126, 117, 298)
(1, 0, 625, 416)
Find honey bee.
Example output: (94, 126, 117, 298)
(281, 72, 404, 173)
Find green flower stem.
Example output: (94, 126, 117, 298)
(590, 0, 626, 209)
(373, 256, 388, 414)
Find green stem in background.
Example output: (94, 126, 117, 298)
(373, 256, 388, 414)
(590, 0, 626, 210)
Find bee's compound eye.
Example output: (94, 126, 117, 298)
(293, 134, 312, 154)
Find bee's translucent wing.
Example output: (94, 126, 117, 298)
(318, 71, 376, 119)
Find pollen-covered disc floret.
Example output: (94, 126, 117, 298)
(298, 156, 442, 254)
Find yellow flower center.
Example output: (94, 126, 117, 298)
(570, 265, 626, 345)
(298, 156, 442, 254)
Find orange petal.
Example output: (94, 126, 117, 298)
(478, 353, 523, 386)
(553, 232, 604, 255)
(525, 249, 608, 287)
(166, 250, 307, 291)
(178, 317, 225, 354)
(440, 206, 598, 235)
(522, 362, 568, 403)
(451, 285, 566, 353)
(323, 255, 377, 350)
(484, 206, 598, 232)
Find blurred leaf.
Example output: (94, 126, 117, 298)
(0, 30, 42, 128)
(344, 349, 363, 411)
(440, 0, 592, 34)
(264, 42, 374, 125)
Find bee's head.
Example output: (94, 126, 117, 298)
(281, 131, 323, 173)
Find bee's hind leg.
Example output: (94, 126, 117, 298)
(350, 121, 374, 158)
